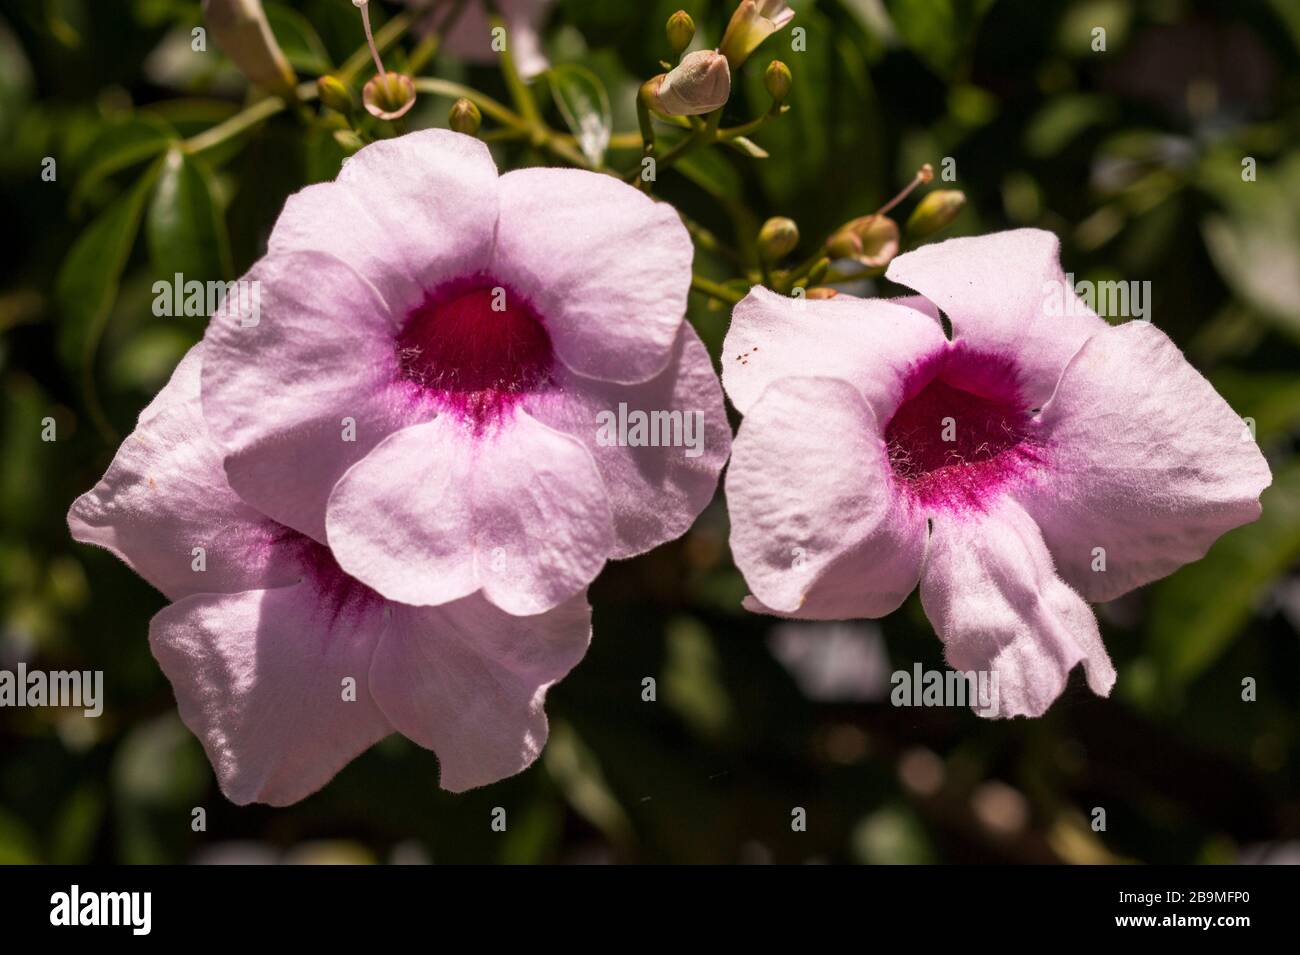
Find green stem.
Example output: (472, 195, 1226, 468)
(680, 212, 744, 267)
(691, 274, 744, 305)
(411, 77, 523, 129)
(181, 81, 318, 155)
(720, 104, 787, 140)
(492, 13, 541, 126)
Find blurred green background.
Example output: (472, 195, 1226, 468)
(1, 0, 1298, 864)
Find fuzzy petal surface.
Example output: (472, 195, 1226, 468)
(200, 251, 413, 543)
(527, 323, 731, 559)
(327, 412, 614, 615)
(920, 498, 1116, 718)
(149, 580, 391, 806)
(68, 344, 301, 600)
(492, 167, 693, 384)
(886, 229, 1109, 407)
(267, 129, 499, 313)
(371, 591, 590, 792)
(727, 376, 927, 619)
(722, 286, 946, 417)
(1020, 320, 1272, 601)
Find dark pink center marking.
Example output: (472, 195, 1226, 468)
(267, 524, 382, 621)
(395, 279, 554, 426)
(885, 347, 1040, 511)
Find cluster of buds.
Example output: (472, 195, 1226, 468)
(643, 3, 794, 118)
(824, 164, 966, 270)
(642, 11, 731, 117)
(203, 0, 417, 120)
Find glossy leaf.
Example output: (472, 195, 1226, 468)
(548, 64, 612, 169)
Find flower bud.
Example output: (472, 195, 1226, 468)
(333, 129, 365, 155)
(825, 214, 900, 268)
(719, 0, 795, 71)
(362, 71, 416, 120)
(758, 216, 799, 262)
(202, 0, 297, 97)
(806, 287, 839, 300)
(652, 50, 731, 116)
(316, 75, 354, 115)
(905, 189, 966, 239)
(764, 60, 792, 103)
(666, 10, 696, 57)
(449, 98, 482, 135)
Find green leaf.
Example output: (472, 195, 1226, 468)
(70, 115, 177, 213)
(56, 159, 163, 387)
(263, 2, 333, 74)
(146, 147, 233, 283)
(1199, 151, 1300, 341)
(548, 64, 612, 169)
(1149, 463, 1300, 688)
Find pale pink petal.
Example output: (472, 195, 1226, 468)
(885, 229, 1109, 406)
(1020, 320, 1272, 601)
(68, 344, 300, 600)
(721, 285, 946, 417)
(440, 0, 555, 79)
(492, 167, 692, 384)
(267, 129, 499, 314)
(327, 412, 614, 615)
(371, 591, 590, 792)
(149, 580, 391, 806)
(526, 323, 731, 558)
(727, 376, 927, 618)
(200, 251, 414, 543)
(920, 498, 1115, 718)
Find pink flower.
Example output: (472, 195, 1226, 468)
(68, 345, 592, 804)
(723, 229, 1271, 717)
(200, 130, 730, 616)
(409, 0, 555, 79)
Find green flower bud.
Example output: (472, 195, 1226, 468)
(905, 190, 966, 239)
(666, 10, 696, 57)
(316, 75, 354, 115)
(449, 98, 483, 135)
(333, 129, 365, 155)
(763, 60, 792, 103)
(758, 216, 799, 262)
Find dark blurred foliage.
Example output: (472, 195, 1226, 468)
(1, 0, 1298, 864)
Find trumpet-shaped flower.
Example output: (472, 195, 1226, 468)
(199, 130, 730, 616)
(69, 346, 592, 804)
(722, 229, 1270, 717)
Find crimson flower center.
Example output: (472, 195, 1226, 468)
(395, 282, 554, 423)
(884, 353, 1037, 510)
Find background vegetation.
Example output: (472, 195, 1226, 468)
(1, 0, 1298, 863)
